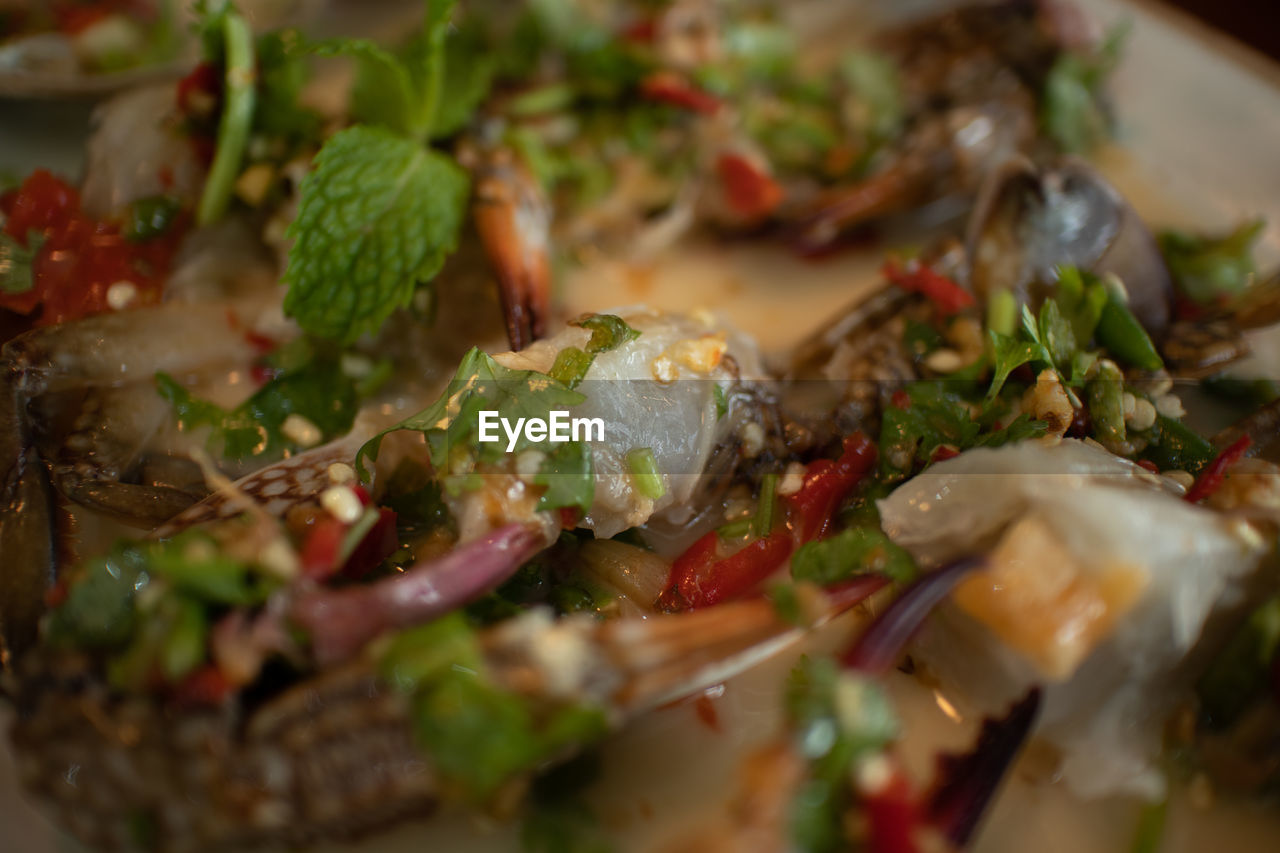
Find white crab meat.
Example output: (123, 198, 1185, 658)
(878, 438, 1268, 798)
(468, 307, 766, 540)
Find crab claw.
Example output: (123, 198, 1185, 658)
(471, 148, 553, 351)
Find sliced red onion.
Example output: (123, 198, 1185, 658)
(292, 523, 546, 665)
(841, 556, 985, 675)
(925, 688, 1042, 846)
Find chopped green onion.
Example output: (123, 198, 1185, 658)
(196, 9, 257, 226)
(754, 473, 778, 536)
(626, 447, 665, 500)
(1086, 360, 1126, 447)
(123, 195, 182, 242)
(1096, 290, 1163, 370)
(549, 346, 594, 389)
(986, 289, 1017, 338)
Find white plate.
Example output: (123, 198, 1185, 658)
(3, 1, 1280, 851)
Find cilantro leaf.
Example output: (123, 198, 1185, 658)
(156, 356, 359, 461)
(880, 383, 981, 478)
(985, 330, 1040, 404)
(0, 231, 43, 295)
(791, 526, 917, 586)
(535, 440, 594, 513)
(283, 126, 469, 343)
(357, 347, 588, 490)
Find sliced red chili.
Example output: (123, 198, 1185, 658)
(883, 260, 974, 316)
(862, 762, 923, 853)
(930, 445, 960, 463)
(785, 433, 877, 542)
(717, 152, 783, 221)
(639, 71, 722, 114)
(170, 664, 234, 709)
(1, 170, 182, 327)
(664, 529, 793, 610)
(1184, 434, 1252, 503)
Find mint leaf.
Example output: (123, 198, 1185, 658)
(283, 126, 469, 343)
(429, 18, 495, 138)
(315, 0, 458, 140)
(0, 231, 43, 295)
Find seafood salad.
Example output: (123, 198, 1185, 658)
(2, 0, 1280, 851)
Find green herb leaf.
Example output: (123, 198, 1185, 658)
(1158, 219, 1265, 304)
(1197, 597, 1280, 729)
(282, 126, 469, 343)
(571, 313, 642, 354)
(0, 230, 43, 295)
(625, 447, 665, 501)
(357, 347, 586, 481)
(196, 6, 257, 226)
(791, 526, 917, 586)
(156, 354, 361, 461)
(1041, 22, 1127, 154)
(536, 440, 595, 513)
(985, 330, 1040, 403)
(430, 18, 496, 138)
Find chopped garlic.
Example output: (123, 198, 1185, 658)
(327, 462, 356, 485)
(320, 485, 363, 523)
(281, 414, 322, 448)
(777, 462, 807, 497)
(259, 537, 300, 580)
(739, 421, 765, 458)
(106, 281, 138, 311)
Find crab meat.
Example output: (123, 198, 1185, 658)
(879, 438, 1268, 797)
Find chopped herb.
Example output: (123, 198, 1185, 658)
(196, 5, 257, 225)
(1041, 22, 1127, 154)
(985, 330, 1040, 404)
(1159, 219, 1266, 304)
(786, 657, 899, 853)
(1129, 797, 1168, 853)
(1197, 596, 1280, 729)
(791, 526, 917, 586)
(1086, 360, 1127, 448)
(1096, 290, 1163, 370)
(549, 347, 595, 389)
(570, 313, 641, 354)
(626, 447, 666, 500)
(536, 440, 596, 512)
(357, 348, 596, 513)
(713, 384, 728, 421)
(381, 613, 609, 802)
(123, 196, 182, 242)
(754, 473, 779, 535)
(0, 230, 42, 295)
(156, 352, 361, 461)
